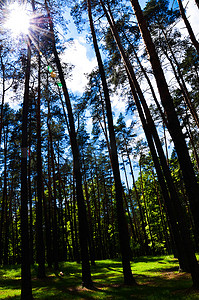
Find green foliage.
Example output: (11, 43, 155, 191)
(144, 0, 180, 28)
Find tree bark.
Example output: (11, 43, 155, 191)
(36, 50, 46, 278)
(47, 106, 59, 270)
(20, 38, 33, 300)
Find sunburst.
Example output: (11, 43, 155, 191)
(4, 1, 31, 37)
(2, 0, 49, 52)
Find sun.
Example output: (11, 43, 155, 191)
(5, 2, 30, 36)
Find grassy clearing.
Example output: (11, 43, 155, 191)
(0, 256, 199, 299)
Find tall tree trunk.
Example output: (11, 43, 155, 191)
(45, 0, 92, 287)
(91, 167, 104, 259)
(121, 155, 139, 243)
(43, 181, 53, 268)
(130, 0, 199, 241)
(82, 156, 96, 265)
(46, 138, 53, 268)
(0, 54, 6, 146)
(2, 126, 8, 265)
(87, 0, 135, 285)
(176, 0, 199, 55)
(163, 48, 199, 128)
(139, 158, 155, 253)
(126, 147, 150, 254)
(47, 108, 59, 271)
(20, 39, 33, 300)
(151, 169, 172, 254)
(0, 130, 6, 265)
(28, 146, 34, 265)
(67, 175, 77, 261)
(72, 173, 81, 263)
(57, 151, 67, 261)
(14, 195, 20, 264)
(36, 50, 46, 278)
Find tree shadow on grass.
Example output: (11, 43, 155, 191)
(146, 266, 180, 273)
(2, 275, 198, 300)
(133, 256, 168, 263)
(1, 258, 199, 300)
(30, 268, 199, 299)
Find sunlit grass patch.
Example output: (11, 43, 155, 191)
(0, 256, 199, 299)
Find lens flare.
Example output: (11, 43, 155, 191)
(5, 2, 30, 36)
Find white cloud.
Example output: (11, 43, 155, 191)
(111, 93, 126, 118)
(62, 39, 97, 94)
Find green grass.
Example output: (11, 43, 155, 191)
(0, 256, 199, 299)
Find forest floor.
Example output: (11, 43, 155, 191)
(0, 255, 199, 299)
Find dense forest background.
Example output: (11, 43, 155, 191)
(0, 0, 199, 298)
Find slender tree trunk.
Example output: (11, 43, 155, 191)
(43, 182, 52, 268)
(36, 50, 46, 278)
(67, 176, 76, 261)
(45, 0, 93, 287)
(47, 112, 59, 270)
(14, 195, 20, 264)
(20, 38, 33, 300)
(72, 173, 81, 264)
(0, 130, 6, 265)
(176, 0, 199, 55)
(60, 176, 74, 261)
(57, 153, 67, 261)
(151, 170, 172, 254)
(2, 127, 8, 265)
(0, 54, 5, 146)
(163, 125, 169, 165)
(82, 156, 96, 265)
(139, 158, 155, 253)
(127, 152, 150, 254)
(164, 48, 199, 128)
(87, 0, 135, 284)
(91, 168, 104, 259)
(28, 145, 34, 265)
(122, 154, 139, 241)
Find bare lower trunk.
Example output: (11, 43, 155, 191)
(20, 39, 33, 300)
